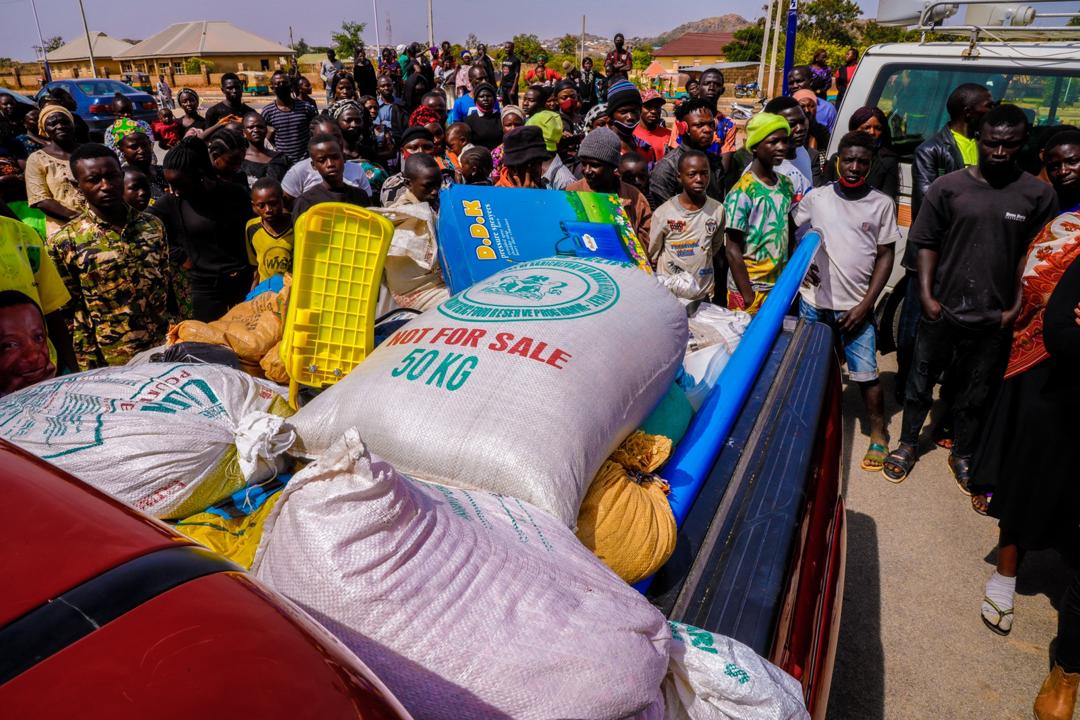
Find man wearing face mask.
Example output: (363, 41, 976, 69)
(882, 104, 1058, 486)
(605, 34, 633, 84)
(605, 80, 657, 167)
(261, 70, 318, 164)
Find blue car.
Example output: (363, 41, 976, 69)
(35, 79, 157, 134)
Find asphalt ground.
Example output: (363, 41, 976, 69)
(826, 352, 1070, 719)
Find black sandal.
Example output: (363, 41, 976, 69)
(882, 444, 916, 483)
(949, 454, 974, 496)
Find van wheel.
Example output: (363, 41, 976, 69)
(877, 275, 908, 355)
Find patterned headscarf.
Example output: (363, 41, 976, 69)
(37, 105, 73, 135)
(584, 102, 609, 129)
(500, 105, 525, 122)
(408, 104, 442, 128)
(327, 98, 363, 120)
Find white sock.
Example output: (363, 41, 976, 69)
(985, 571, 1016, 610)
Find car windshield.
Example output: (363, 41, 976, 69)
(868, 63, 1080, 165)
(72, 80, 134, 96)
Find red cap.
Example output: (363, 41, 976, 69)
(641, 89, 664, 105)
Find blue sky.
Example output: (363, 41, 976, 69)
(3, 0, 877, 60)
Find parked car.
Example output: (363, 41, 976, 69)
(34, 79, 157, 133)
(0, 441, 413, 719)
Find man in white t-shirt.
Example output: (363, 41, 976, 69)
(795, 131, 899, 472)
(649, 150, 726, 304)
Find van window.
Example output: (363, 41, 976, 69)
(869, 64, 1080, 162)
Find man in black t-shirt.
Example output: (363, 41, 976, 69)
(292, 135, 371, 221)
(499, 41, 521, 106)
(883, 105, 1058, 485)
(204, 74, 257, 127)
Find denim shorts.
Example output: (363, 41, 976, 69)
(798, 297, 879, 382)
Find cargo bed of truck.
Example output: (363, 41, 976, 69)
(649, 318, 845, 719)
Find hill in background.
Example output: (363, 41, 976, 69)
(633, 14, 752, 47)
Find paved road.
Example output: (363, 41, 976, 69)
(826, 353, 1068, 719)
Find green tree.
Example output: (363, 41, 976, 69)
(33, 36, 64, 55)
(511, 33, 544, 62)
(183, 57, 215, 73)
(860, 21, 920, 44)
(291, 37, 312, 56)
(332, 21, 367, 58)
(801, 0, 862, 45)
(723, 21, 767, 62)
(631, 46, 653, 71)
(558, 34, 578, 55)
(1069, 15, 1080, 26)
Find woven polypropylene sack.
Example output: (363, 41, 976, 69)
(0, 363, 295, 519)
(251, 428, 671, 720)
(664, 621, 809, 720)
(290, 258, 688, 527)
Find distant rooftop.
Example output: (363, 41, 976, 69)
(654, 32, 736, 57)
(116, 21, 293, 59)
(46, 32, 133, 62)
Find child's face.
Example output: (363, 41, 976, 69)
(251, 187, 285, 220)
(158, 108, 174, 124)
(754, 130, 790, 167)
(123, 172, 151, 211)
(119, 135, 151, 166)
(619, 160, 649, 194)
(0, 303, 55, 397)
(677, 156, 710, 197)
(310, 141, 345, 185)
(446, 127, 468, 154)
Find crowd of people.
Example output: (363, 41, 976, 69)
(1, 31, 1079, 718)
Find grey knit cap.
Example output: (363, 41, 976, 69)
(577, 127, 622, 167)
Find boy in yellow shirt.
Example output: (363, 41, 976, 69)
(245, 178, 294, 284)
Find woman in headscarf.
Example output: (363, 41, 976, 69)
(240, 111, 289, 186)
(24, 105, 86, 235)
(826, 106, 900, 202)
(793, 89, 830, 150)
(463, 82, 502, 151)
(553, 79, 583, 133)
(489, 104, 525, 182)
(970, 130, 1080, 639)
(409, 104, 454, 177)
(402, 72, 431, 114)
(176, 88, 206, 135)
(584, 102, 610, 131)
(332, 98, 388, 197)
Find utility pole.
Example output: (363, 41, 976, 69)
(781, 0, 798, 95)
(757, 1, 772, 93)
(29, 0, 52, 83)
(372, 0, 381, 56)
(76, 0, 98, 78)
(427, 0, 434, 50)
(580, 15, 586, 67)
(767, 0, 783, 98)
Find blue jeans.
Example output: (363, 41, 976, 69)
(799, 297, 879, 382)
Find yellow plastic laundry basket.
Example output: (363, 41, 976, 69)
(280, 202, 394, 407)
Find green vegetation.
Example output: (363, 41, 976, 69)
(332, 21, 367, 58)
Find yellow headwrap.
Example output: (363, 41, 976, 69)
(38, 105, 74, 135)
